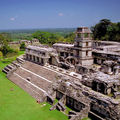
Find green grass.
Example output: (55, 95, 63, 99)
(18, 50, 25, 55)
(0, 61, 68, 120)
(64, 105, 73, 114)
(1, 50, 25, 63)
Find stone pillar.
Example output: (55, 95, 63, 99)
(39, 57, 41, 64)
(25, 54, 27, 59)
(106, 88, 111, 95)
(32, 55, 34, 61)
(97, 59, 102, 65)
(35, 56, 37, 62)
(28, 54, 30, 60)
(44, 59, 48, 65)
(97, 83, 100, 92)
(104, 87, 107, 94)
(108, 66, 112, 73)
(113, 66, 119, 75)
(64, 52, 66, 58)
(76, 34, 77, 38)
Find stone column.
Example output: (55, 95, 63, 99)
(107, 66, 112, 73)
(113, 66, 119, 75)
(39, 57, 41, 64)
(32, 55, 34, 61)
(64, 52, 66, 58)
(25, 54, 27, 59)
(28, 54, 30, 60)
(97, 83, 99, 92)
(44, 59, 48, 65)
(97, 59, 102, 64)
(76, 34, 77, 38)
(35, 56, 37, 62)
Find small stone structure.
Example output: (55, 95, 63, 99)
(7, 39, 39, 46)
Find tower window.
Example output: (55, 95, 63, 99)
(78, 33, 81, 38)
(86, 42, 88, 46)
(76, 50, 79, 56)
(86, 51, 88, 56)
(85, 33, 88, 38)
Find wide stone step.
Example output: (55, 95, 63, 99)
(8, 73, 45, 100)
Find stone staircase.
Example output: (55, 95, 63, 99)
(9, 73, 44, 100)
(2, 64, 16, 74)
(22, 61, 57, 82)
(2, 56, 25, 74)
(15, 67, 52, 92)
(7, 61, 57, 101)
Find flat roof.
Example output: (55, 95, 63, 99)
(53, 43, 74, 48)
(26, 45, 54, 52)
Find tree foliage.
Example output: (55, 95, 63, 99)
(0, 45, 15, 56)
(0, 51, 3, 60)
(0, 34, 18, 56)
(0, 34, 7, 46)
(1, 32, 12, 42)
(91, 19, 120, 42)
(20, 42, 26, 50)
(32, 31, 75, 46)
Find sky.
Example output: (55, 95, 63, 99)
(0, 0, 120, 30)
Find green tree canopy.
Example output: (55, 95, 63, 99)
(0, 51, 3, 60)
(1, 32, 12, 42)
(32, 31, 75, 46)
(20, 42, 26, 50)
(91, 19, 111, 40)
(32, 31, 60, 46)
(0, 34, 7, 46)
(91, 19, 120, 42)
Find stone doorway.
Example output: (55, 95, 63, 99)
(56, 91, 63, 100)
(37, 57, 39, 63)
(92, 81, 97, 91)
(29, 55, 32, 60)
(41, 58, 43, 65)
(98, 83, 105, 94)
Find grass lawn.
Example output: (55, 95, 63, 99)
(0, 55, 68, 120)
(0, 51, 91, 120)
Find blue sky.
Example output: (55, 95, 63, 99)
(0, 0, 120, 30)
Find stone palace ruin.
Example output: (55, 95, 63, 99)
(3, 27, 120, 120)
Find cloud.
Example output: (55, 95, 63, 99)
(59, 13, 64, 16)
(16, 15, 18, 17)
(10, 18, 15, 20)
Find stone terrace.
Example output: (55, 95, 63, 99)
(22, 61, 57, 81)
(8, 61, 57, 100)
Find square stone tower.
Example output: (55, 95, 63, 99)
(73, 27, 93, 66)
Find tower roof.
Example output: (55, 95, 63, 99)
(75, 27, 92, 33)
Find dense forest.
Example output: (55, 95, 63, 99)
(0, 28, 76, 41)
(91, 19, 120, 41)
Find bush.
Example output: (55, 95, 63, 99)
(14, 48, 19, 54)
(20, 42, 26, 50)
(0, 51, 3, 60)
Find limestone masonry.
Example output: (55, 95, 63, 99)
(3, 27, 120, 120)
